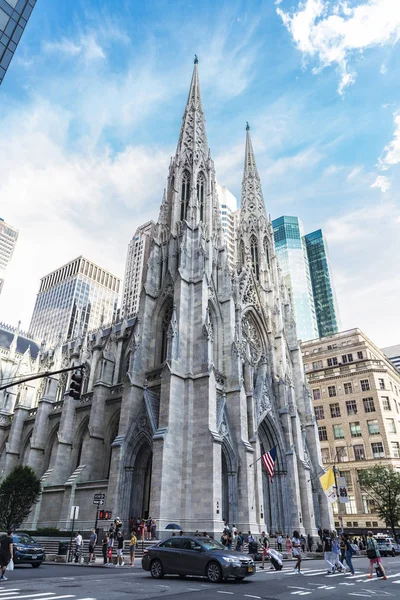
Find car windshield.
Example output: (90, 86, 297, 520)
(200, 538, 225, 551)
(13, 534, 35, 544)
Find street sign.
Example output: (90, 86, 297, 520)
(93, 499, 104, 506)
(70, 506, 79, 520)
(337, 476, 349, 503)
(93, 493, 105, 501)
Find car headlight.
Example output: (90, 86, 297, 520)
(15, 545, 24, 551)
(222, 556, 241, 564)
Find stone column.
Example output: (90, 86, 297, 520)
(51, 393, 78, 484)
(83, 382, 109, 480)
(27, 377, 58, 475)
(4, 404, 30, 474)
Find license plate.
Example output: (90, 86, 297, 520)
(248, 566, 254, 573)
(24, 555, 32, 559)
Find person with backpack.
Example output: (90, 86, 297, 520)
(129, 530, 137, 566)
(366, 531, 387, 580)
(259, 532, 269, 569)
(322, 529, 335, 573)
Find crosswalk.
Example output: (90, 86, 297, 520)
(0, 589, 96, 600)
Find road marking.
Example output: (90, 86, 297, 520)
(217, 593, 234, 595)
(290, 593, 312, 597)
(244, 596, 261, 599)
(339, 582, 355, 586)
(348, 595, 373, 598)
(364, 572, 400, 582)
(186, 589, 202, 592)
(288, 586, 310, 590)
(0, 595, 75, 600)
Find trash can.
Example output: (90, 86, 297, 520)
(58, 541, 69, 556)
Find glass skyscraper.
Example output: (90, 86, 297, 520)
(0, 0, 36, 84)
(0, 217, 19, 296)
(29, 256, 121, 347)
(272, 216, 318, 341)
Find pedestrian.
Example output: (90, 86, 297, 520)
(343, 534, 355, 575)
(236, 531, 244, 552)
(247, 531, 254, 543)
(331, 530, 345, 572)
(102, 533, 108, 565)
(88, 529, 97, 564)
(226, 531, 233, 550)
(259, 532, 269, 570)
(292, 530, 303, 574)
(277, 533, 283, 552)
(322, 528, 335, 573)
(307, 533, 313, 553)
(0, 529, 13, 581)
(107, 528, 114, 564)
(129, 530, 137, 567)
(116, 530, 125, 567)
(285, 535, 292, 558)
(366, 531, 387, 580)
(300, 534, 306, 554)
(179, 530, 184, 536)
(151, 519, 157, 540)
(74, 531, 83, 563)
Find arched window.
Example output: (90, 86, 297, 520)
(160, 302, 174, 363)
(250, 236, 259, 280)
(197, 173, 205, 222)
(263, 237, 270, 267)
(180, 171, 190, 221)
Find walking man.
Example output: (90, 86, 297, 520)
(0, 529, 13, 581)
(116, 530, 125, 567)
(88, 529, 97, 564)
(277, 534, 283, 552)
(322, 529, 335, 573)
(74, 531, 83, 563)
(259, 532, 269, 569)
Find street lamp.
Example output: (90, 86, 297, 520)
(331, 445, 356, 533)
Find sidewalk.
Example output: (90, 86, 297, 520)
(44, 556, 144, 568)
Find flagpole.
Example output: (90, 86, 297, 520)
(249, 455, 263, 468)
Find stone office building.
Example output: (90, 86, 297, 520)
(302, 329, 400, 533)
(0, 61, 330, 536)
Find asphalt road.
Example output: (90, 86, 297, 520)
(2, 556, 400, 600)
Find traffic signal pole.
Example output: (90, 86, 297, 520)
(0, 364, 85, 392)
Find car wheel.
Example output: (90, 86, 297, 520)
(392, 550, 396, 557)
(32, 563, 41, 568)
(150, 559, 164, 579)
(206, 561, 222, 583)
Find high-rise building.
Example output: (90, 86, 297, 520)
(0, 0, 37, 85)
(29, 256, 121, 347)
(305, 229, 341, 338)
(0, 217, 19, 295)
(217, 184, 238, 271)
(382, 344, 400, 372)
(226, 209, 241, 270)
(122, 221, 155, 318)
(272, 215, 318, 341)
(302, 329, 400, 534)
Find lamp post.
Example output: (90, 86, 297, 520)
(331, 445, 355, 533)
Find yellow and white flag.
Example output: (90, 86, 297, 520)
(319, 467, 337, 504)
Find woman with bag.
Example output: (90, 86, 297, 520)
(292, 530, 303, 575)
(0, 529, 13, 581)
(366, 531, 387, 580)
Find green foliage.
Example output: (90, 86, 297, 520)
(358, 466, 400, 537)
(0, 466, 41, 530)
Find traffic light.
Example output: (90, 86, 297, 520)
(99, 510, 112, 520)
(69, 368, 83, 399)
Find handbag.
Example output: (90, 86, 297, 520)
(6, 558, 14, 571)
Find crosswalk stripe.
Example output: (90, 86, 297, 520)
(0, 595, 75, 600)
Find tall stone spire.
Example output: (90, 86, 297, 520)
(175, 56, 209, 163)
(240, 123, 268, 226)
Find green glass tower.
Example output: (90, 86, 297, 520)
(304, 229, 340, 337)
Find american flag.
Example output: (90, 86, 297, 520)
(262, 447, 277, 482)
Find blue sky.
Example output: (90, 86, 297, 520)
(0, 0, 399, 347)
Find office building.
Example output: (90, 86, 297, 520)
(302, 329, 400, 534)
(0, 217, 19, 295)
(382, 345, 400, 372)
(0, 0, 36, 84)
(305, 229, 341, 338)
(29, 256, 121, 347)
(122, 221, 155, 318)
(217, 185, 238, 271)
(272, 216, 318, 341)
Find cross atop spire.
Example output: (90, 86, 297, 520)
(175, 60, 209, 162)
(240, 125, 267, 224)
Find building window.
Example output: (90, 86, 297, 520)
(314, 406, 324, 420)
(360, 379, 370, 391)
(372, 521, 378, 527)
(363, 397, 375, 413)
(180, 170, 190, 221)
(391, 441, 400, 458)
(263, 237, 270, 267)
(328, 385, 337, 397)
(313, 360, 323, 369)
(382, 397, 391, 411)
(344, 497, 357, 514)
(333, 424, 345, 439)
(353, 444, 365, 461)
(378, 378, 385, 390)
(357, 351, 363, 359)
(321, 447, 330, 464)
(371, 442, 385, 458)
(386, 418, 396, 434)
(330, 403, 341, 418)
(197, 172, 205, 222)
(327, 357, 338, 367)
(344, 382, 353, 395)
(342, 353, 353, 363)
(366, 521, 372, 528)
(318, 426, 328, 441)
(313, 388, 321, 400)
(367, 419, 380, 435)
(350, 422, 362, 437)
(346, 400, 358, 416)
(250, 236, 259, 280)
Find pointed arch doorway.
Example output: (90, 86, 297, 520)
(130, 442, 153, 519)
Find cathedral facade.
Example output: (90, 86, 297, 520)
(0, 61, 331, 536)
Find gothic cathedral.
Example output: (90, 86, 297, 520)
(0, 60, 331, 536)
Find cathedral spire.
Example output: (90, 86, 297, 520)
(240, 123, 267, 224)
(175, 57, 209, 162)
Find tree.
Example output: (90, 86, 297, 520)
(0, 466, 41, 530)
(358, 465, 400, 538)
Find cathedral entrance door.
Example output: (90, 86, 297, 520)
(130, 442, 153, 519)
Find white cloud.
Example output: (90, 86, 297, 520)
(44, 34, 106, 62)
(370, 174, 391, 192)
(324, 201, 399, 243)
(378, 112, 400, 170)
(277, 0, 400, 93)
